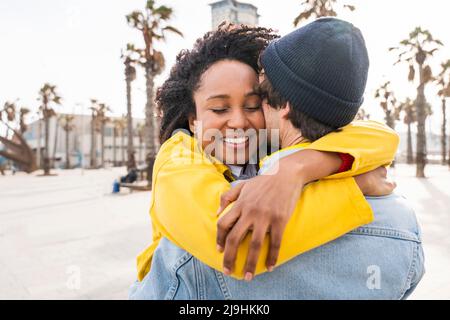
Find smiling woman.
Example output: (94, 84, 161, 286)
(190, 59, 264, 165)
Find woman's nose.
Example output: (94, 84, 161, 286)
(227, 108, 248, 129)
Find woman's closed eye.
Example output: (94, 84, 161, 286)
(210, 107, 229, 114)
(209, 104, 261, 114)
(244, 104, 262, 112)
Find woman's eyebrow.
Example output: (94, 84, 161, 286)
(206, 91, 259, 100)
(206, 94, 229, 100)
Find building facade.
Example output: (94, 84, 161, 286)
(24, 114, 146, 169)
(210, 0, 259, 30)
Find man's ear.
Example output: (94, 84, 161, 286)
(280, 103, 291, 120)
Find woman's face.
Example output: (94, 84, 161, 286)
(190, 59, 265, 165)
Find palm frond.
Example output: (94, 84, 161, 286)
(162, 25, 183, 37)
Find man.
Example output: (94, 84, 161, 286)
(130, 18, 423, 299)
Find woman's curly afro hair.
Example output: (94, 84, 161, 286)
(157, 24, 279, 143)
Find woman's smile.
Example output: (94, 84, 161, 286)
(223, 136, 249, 149)
(190, 59, 266, 165)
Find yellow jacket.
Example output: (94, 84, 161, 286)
(136, 120, 399, 281)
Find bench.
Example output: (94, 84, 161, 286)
(119, 182, 151, 192)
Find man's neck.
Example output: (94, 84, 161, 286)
(280, 127, 308, 149)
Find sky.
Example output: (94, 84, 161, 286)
(1, 0, 449, 134)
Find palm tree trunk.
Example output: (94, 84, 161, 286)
(37, 118, 41, 168)
(416, 65, 427, 178)
(386, 113, 396, 167)
(145, 64, 157, 185)
(52, 119, 58, 168)
(113, 129, 117, 166)
(101, 123, 105, 167)
(121, 131, 125, 166)
(442, 98, 447, 165)
(139, 140, 143, 165)
(407, 122, 414, 164)
(90, 116, 96, 168)
(126, 78, 136, 170)
(386, 112, 395, 130)
(43, 110, 50, 175)
(65, 129, 70, 169)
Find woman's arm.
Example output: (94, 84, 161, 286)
(148, 120, 399, 279)
(151, 156, 371, 280)
(215, 120, 399, 279)
(305, 120, 400, 178)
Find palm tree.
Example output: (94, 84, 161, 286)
(293, 0, 355, 26)
(38, 83, 61, 175)
(122, 44, 138, 170)
(374, 81, 402, 167)
(400, 98, 417, 164)
(2, 101, 17, 137)
(374, 81, 402, 130)
(59, 114, 75, 169)
(115, 116, 127, 166)
(112, 117, 127, 166)
(19, 107, 30, 134)
(390, 27, 443, 177)
(136, 122, 145, 165)
(89, 100, 110, 168)
(52, 117, 60, 168)
(89, 99, 101, 168)
(112, 119, 123, 166)
(435, 60, 450, 165)
(97, 103, 110, 168)
(355, 107, 370, 121)
(126, 0, 183, 185)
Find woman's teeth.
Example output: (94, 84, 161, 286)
(223, 137, 248, 145)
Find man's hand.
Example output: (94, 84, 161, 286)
(354, 166, 396, 196)
(216, 149, 342, 281)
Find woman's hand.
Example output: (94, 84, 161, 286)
(354, 166, 396, 196)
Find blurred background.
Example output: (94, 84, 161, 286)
(0, 0, 449, 299)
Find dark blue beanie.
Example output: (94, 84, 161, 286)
(261, 17, 369, 128)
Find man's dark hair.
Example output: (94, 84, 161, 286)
(258, 77, 340, 142)
(157, 24, 279, 143)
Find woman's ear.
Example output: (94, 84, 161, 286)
(188, 114, 196, 134)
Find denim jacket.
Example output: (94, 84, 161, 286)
(129, 192, 424, 300)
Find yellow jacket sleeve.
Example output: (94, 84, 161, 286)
(151, 155, 372, 279)
(149, 133, 373, 280)
(305, 120, 399, 178)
